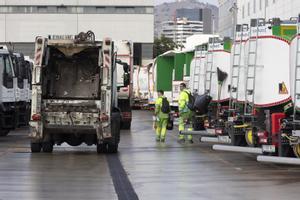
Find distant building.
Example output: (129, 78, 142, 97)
(218, 0, 237, 38)
(176, 8, 213, 34)
(161, 7, 214, 45)
(162, 18, 204, 45)
(154, 1, 218, 38)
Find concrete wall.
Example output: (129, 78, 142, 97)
(2, 0, 153, 6)
(0, 0, 154, 59)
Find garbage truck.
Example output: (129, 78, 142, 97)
(29, 31, 121, 153)
(115, 41, 133, 129)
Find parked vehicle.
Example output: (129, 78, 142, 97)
(29, 31, 121, 153)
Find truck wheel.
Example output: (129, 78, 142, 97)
(109, 112, 121, 153)
(31, 143, 42, 153)
(0, 129, 9, 137)
(42, 142, 53, 153)
(231, 135, 247, 146)
(121, 121, 131, 130)
(107, 144, 118, 153)
(97, 143, 107, 154)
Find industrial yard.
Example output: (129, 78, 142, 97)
(1, 111, 300, 200)
(1, 0, 300, 199)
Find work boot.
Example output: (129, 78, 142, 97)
(156, 137, 160, 142)
(188, 139, 194, 144)
(160, 138, 165, 143)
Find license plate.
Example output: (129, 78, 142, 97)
(206, 129, 215, 135)
(262, 145, 276, 153)
(218, 136, 231, 143)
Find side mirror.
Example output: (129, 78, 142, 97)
(123, 73, 130, 87)
(123, 63, 130, 73)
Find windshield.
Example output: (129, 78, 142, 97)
(0, 54, 14, 77)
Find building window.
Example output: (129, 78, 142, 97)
(242, 5, 245, 18)
(0, 5, 153, 14)
(57, 6, 67, 13)
(259, 0, 262, 10)
(253, 0, 256, 13)
(37, 6, 47, 13)
(247, 2, 250, 16)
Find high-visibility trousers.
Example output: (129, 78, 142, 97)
(156, 118, 168, 140)
(178, 112, 193, 140)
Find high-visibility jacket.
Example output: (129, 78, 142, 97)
(178, 89, 191, 113)
(155, 96, 169, 119)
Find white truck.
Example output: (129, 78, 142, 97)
(115, 41, 133, 129)
(0, 46, 31, 136)
(29, 31, 121, 153)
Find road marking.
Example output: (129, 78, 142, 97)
(106, 154, 139, 200)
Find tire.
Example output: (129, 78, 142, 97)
(107, 143, 118, 153)
(42, 142, 53, 153)
(109, 112, 121, 153)
(31, 142, 42, 153)
(121, 121, 131, 130)
(119, 100, 132, 130)
(280, 144, 294, 157)
(97, 143, 107, 154)
(0, 129, 9, 137)
(231, 134, 247, 146)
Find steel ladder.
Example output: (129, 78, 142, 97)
(294, 15, 300, 122)
(229, 24, 249, 111)
(244, 19, 265, 115)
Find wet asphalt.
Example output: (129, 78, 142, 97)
(0, 110, 300, 200)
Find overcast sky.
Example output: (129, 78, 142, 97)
(154, 0, 219, 6)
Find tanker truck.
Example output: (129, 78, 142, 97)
(214, 18, 298, 155)
(29, 31, 121, 153)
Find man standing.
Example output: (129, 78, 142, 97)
(178, 83, 193, 144)
(154, 90, 170, 142)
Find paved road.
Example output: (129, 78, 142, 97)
(1, 110, 300, 200)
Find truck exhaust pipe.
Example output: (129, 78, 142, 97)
(257, 156, 300, 165)
(213, 145, 263, 154)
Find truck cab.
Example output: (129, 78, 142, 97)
(0, 47, 16, 136)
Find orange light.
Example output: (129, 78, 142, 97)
(32, 114, 41, 121)
(100, 113, 109, 122)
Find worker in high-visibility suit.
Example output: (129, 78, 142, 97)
(154, 90, 169, 142)
(178, 83, 193, 144)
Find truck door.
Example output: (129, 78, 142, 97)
(1, 54, 15, 102)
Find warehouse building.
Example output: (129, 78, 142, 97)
(218, 0, 237, 38)
(0, 0, 154, 65)
(237, 0, 300, 24)
(218, 0, 300, 38)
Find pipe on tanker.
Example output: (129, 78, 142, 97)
(180, 130, 216, 137)
(213, 145, 263, 154)
(200, 137, 219, 143)
(257, 156, 300, 165)
(200, 137, 231, 144)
